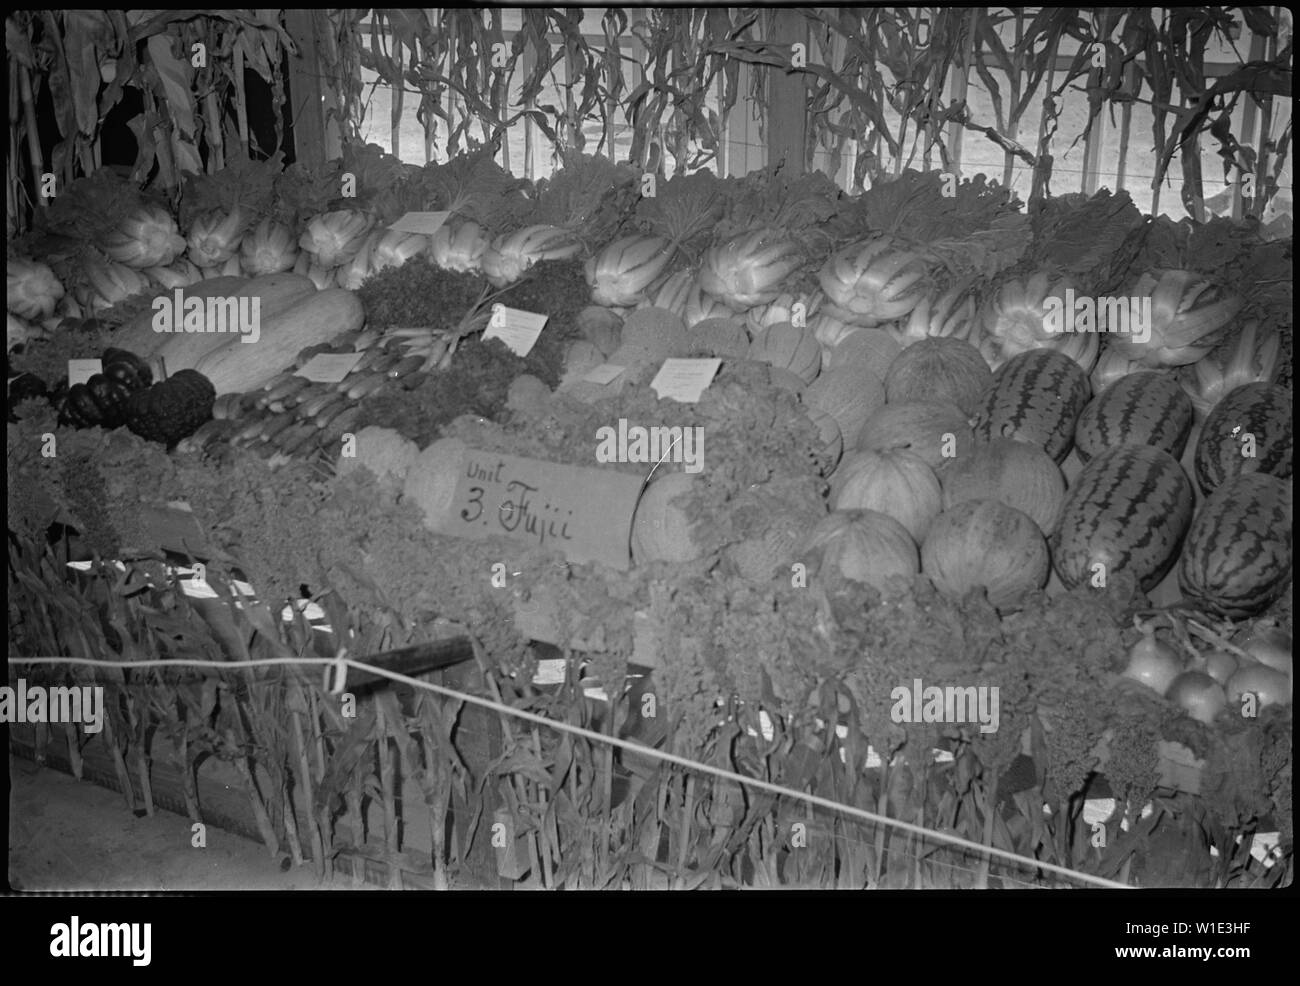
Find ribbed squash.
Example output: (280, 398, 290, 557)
(921, 499, 1049, 609)
(856, 401, 972, 470)
(832, 448, 942, 542)
(193, 287, 364, 395)
(802, 509, 919, 591)
(884, 336, 992, 415)
(803, 363, 886, 448)
(938, 438, 1065, 535)
(748, 320, 821, 384)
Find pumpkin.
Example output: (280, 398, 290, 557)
(748, 320, 821, 384)
(883, 336, 992, 415)
(824, 326, 902, 381)
(832, 448, 943, 542)
(802, 509, 919, 591)
(938, 438, 1066, 535)
(631, 471, 708, 565)
(803, 363, 886, 448)
(856, 401, 972, 470)
(921, 499, 1049, 609)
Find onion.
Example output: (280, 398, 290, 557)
(1234, 625, 1293, 677)
(1122, 635, 1183, 696)
(1191, 649, 1239, 686)
(1165, 671, 1227, 724)
(1225, 664, 1292, 709)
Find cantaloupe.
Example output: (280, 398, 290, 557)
(803, 363, 886, 448)
(832, 448, 942, 542)
(884, 336, 992, 415)
(748, 320, 821, 384)
(856, 401, 972, 470)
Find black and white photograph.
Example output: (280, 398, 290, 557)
(4, 3, 1292, 936)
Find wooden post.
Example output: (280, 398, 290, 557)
(1237, 20, 1271, 219)
(766, 9, 808, 175)
(285, 10, 339, 169)
(946, 7, 980, 176)
(1080, 65, 1105, 195)
(1115, 61, 1138, 194)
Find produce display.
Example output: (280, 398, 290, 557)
(6, 147, 1293, 889)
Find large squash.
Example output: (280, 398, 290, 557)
(193, 287, 365, 395)
(832, 448, 942, 542)
(921, 499, 1049, 609)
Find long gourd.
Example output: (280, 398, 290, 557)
(114, 274, 318, 373)
(112, 276, 248, 356)
(194, 288, 366, 395)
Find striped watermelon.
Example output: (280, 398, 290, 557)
(1050, 445, 1194, 591)
(1074, 371, 1194, 463)
(1193, 382, 1293, 494)
(1178, 473, 1292, 618)
(975, 348, 1090, 463)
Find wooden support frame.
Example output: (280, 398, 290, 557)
(766, 9, 809, 175)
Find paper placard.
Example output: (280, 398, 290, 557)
(436, 448, 644, 570)
(582, 363, 626, 385)
(482, 305, 548, 357)
(649, 358, 721, 403)
(389, 211, 451, 235)
(296, 351, 364, 383)
(67, 359, 103, 387)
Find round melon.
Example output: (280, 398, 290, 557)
(939, 438, 1065, 535)
(832, 448, 942, 542)
(856, 401, 972, 470)
(748, 320, 821, 383)
(921, 499, 1049, 609)
(803, 363, 886, 448)
(802, 509, 919, 591)
(1193, 382, 1293, 494)
(1178, 473, 1292, 618)
(631, 471, 707, 565)
(825, 327, 902, 380)
(884, 336, 992, 415)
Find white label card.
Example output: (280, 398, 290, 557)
(582, 363, 626, 385)
(67, 359, 103, 387)
(296, 352, 365, 383)
(389, 211, 451, 235)
(650, 358, 721, 403)
(483, 306, 548, 357)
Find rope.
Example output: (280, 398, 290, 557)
(7, 652, 1134, 889)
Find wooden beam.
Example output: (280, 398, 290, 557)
(766, 9, 808, 175)
(284, 10, 339, 169)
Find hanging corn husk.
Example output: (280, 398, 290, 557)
(7, 258, 65, 320)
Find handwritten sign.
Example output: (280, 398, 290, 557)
(483, 305, 548, 357)
(296, 351, 364, 383)
(67, 359, 103, 387)
(389, 211, 450, 235)
(436, 448, 644, 570)
(650, 358, 721, 403)
(582, 363, 626, 385)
